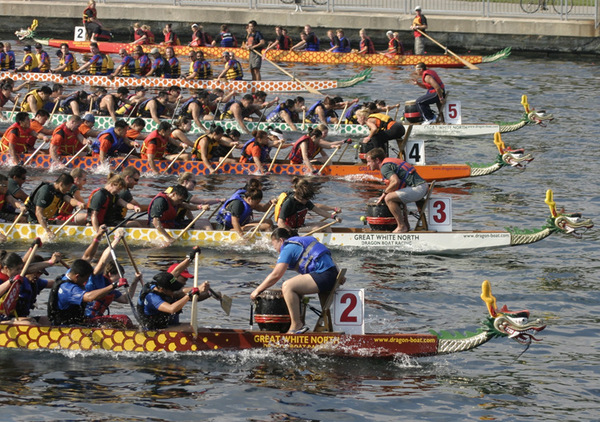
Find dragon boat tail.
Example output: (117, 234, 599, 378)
(0, 281, 545, 359)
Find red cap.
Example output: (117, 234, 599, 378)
(167, 263, 193, 278)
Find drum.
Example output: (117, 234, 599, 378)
(365, 202, 397, 231)
(404, 100, 423, 123)
(254, 289, 291, 332)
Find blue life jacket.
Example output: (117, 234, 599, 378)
(216, 190, 253, 229)
(266, 103, 292, 122)
(284, 236, 331, 274)
(91, 127, 125, 155)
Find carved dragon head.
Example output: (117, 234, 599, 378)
(15, 19, 38, 40)
(480, 280, 546, 344)
(544, 190, 594, 238)
(521, 94, 554, 126)
(494, 132, 534, 169)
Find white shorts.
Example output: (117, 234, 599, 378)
(395, 183, 428, 204)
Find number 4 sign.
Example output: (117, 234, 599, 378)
(443, 101, 462, 125)
(333, 289, 364, 334)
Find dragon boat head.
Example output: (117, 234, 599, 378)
(545, 190, 594, 239)
(494, 132, 534, 168)
(15, 19, 38, 40)
(521, 94, 554, 126)
(480, 280, 546, 345)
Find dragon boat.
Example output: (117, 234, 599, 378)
(0, 134, 533, 181)
(0, 281, 545, 359)
(33, 37, 511, 69)
(0, 97, 552, 138)
(0, 191, 592, 254)
(0, 68, 372, 93)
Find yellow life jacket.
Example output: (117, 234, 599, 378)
(22, 53, 40, 71)
(36, 51, 51, 72)
(273, 192, 289, 222)
(192, 134, 217, 160)
(20, 89, 43, 112)
(60, 54, 80, 72)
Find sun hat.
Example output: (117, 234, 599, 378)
(150, 47, 160, 55)
(167, 263, 193, 279)
(415, 5, 422, 11)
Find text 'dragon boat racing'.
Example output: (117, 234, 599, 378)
(0, 281, 545, 359)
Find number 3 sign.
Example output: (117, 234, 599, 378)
(427, 196, 453, 232)
(333, 289, 364, 334)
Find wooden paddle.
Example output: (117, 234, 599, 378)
(113, 147, 137, 172)
(251, 47, 324, 96)
(3, 209, 25, 238)
(23, 140, 48, 166)
(317, 146, 340, 175)
(190, 250, 200, 337)
(50, 207, 83, 237)
(335, 139, 352, 164)
(416, 29, 480, 70)
(208, 286, 232, 316)
(0, 239, 41, 316)
(165, 147, 186, 172)
(8, 94, 21, 121)
(304, 219, 338, 237)
(64, 144, 90, 167)
(267, 141, 284, 173)
(213, 145, 236, 173)
(48, 99, 60, 122)
(170, 96, 182, 124)
(121, 235, 141, 278)
(334, 102, 349, 131)
(397, 124, 413, 159)
(173, 208, 207, 242)
(245, 202, 275, 239)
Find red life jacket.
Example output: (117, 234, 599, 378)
(422, 69, 445, 94)
(52, 123, 82, 155)
(87, 188, 116, 225)
(288, 135, 320, 164)
(141, 130, 167, 159)
(1, 122, 36, 154)
(148, 192, 179, 229)
(382, 157, 416, 190)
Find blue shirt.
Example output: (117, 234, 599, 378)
(277, 242, 335, 273)
(84, 273, 121, 317)
(57, 280, 86, 310)
(141, 287, 180, 325)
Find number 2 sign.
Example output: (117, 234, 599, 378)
(333, 289, 364, 335)
(74, 26, 87, 42)
(443, 101, 462, 125)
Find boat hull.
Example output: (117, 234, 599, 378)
(40, 38, 488, 68)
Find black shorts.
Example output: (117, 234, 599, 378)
(310, 266, 339, 293)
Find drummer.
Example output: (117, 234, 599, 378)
(250, 228, 340, 334)
(356, 108, 405, 157)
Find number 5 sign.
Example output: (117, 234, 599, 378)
(443, 101, 462, 125)
(333, 289, 364, 334)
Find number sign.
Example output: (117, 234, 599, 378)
(404, 140, 425, 165)
(333, 288, 364, 335)
(74, 26, 86, 42)
(427, 196, 453, 232)
(444, 101, 462, 125)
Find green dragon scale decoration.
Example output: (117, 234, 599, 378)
(498, 94, 554, 133)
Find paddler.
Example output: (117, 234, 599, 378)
(103, 166, 146, 227)
(251, 228, 340, 334)
(239, 129, 286, 174)
(265, 97, 305, 131)
(192, 124, 240, 174)
(0, 81, 18, 112)
(30, 109, 53, 136)
(147, 184, 190, 245)
(244, 20, 266, 81)
(79, 113, 100, 139)
(96, 87, 130, 122)
(35, 43, 51, 73)
(140, 121, 187, 174)
(55, 168, 88, 221)
(50, 43, 79, 73)
(7, 165, 29, 202)
(135, 90, 170, 124)
(84, 174, 141, 232)
(164, 47, 181, 78)
(356, 108, 405, 157)
(15, 45, 39, 72)
(20, 85, 52, 114)
(49, 114, 89, 163)
(291, 25, 320, 52)
(411, 62, 445, 125)
(215, 187, 274, 238)
(184, 51, 212, 80)
(357, 28, 376, 54)
(216, 51, 243, 81)
(25, 173, 85, 239)
(162, 23, 180, 46)
(74, 42, 114, 75)
(91, 119, 138, 162)
(219, 94, 256, 134)
(110, 48, 136, 78)
(287, 128, 346, 174)
(1, 111, 50, 165)
(365, 147, 429, 233)
(145, 48, 168, 78)
(0, 173, 27, 224)
(305, 96, 358, 125)
(177, 89, 210, 131)
(132, 46, 151, 75)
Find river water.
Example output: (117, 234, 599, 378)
(1, 44, 599, 421)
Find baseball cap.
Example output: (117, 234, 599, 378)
(153, 271, 185, 291)
(167, 263, 193, 279)
(82, 114, 95, 123)
(269, 130, 284, 141)
(150, 47, 160, 54)
(23, 45, 31, 51)
(415, 5, 422, 11)
(35, 43, 43, 49)
(191, 23, 199, 28)
(386, 31, 393, 37)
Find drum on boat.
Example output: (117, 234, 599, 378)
(365, 202, 397, 231)
(254, 289, 291, 332)
(404, 100, 423, 123)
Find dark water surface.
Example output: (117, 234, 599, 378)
(1, 44, 599, 421)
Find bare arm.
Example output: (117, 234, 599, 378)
(250, 262, 288, 299)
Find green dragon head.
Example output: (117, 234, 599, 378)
(15, 19, 38, 40)
(521, 94, 554, 126)
(480, 280, 546, 344)
(544, 190, 594, 238)
(494, 132, 534, 169)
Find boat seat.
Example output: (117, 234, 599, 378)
(414, 181, 436, 231)
(313, 268, 347, 332)
(437, 91, 448, 123)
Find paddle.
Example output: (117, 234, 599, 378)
(0, 238, 41, 316)
(245, 202, 275, 239)
(208, 286, 232, 316)
(172, 208, 207, 242)
(50, 207, 83, 237)
(397, 124, 413, 159)
(23, 140, 48, 166)
(64, 144, 90, 167)
(251, 47, 324, 96)
(206, 201, 223, 222)
(335, 139, 353, 164)
(190, 250, 200, 336)
(48, 99, 60, 122)
(113, 147, 137, 172)
(3, 210, 25, 238)
(334, 102, 349, 131)
(304, 219, 338, 237)
(121, 235, 141, 279)
(170, 96, 182, 124)
(213, 145, 236, 173)
(416, 29, 480, 70)
(8, 94, 21, 121)
(107, 211, 148, 235)
(317, 146, 341, 175)
(211, 99, 222, 120)
(165, 147, 186, 172)
(104, 231, 143, 327)
(268, 141, 284, 172)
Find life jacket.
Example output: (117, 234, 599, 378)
(164, 185, 189, 220)
(47, 276, 87, 326)
(360, 37, 376, 54)
(342, 103, 362, 124)
(189, 60, 212, 79)
(368, 113, 395, 133)
(103, 53, 114, 71)
(422, 69, 445, 94)
(51, 122, 82, 155)
(224, 59, 243, 81)
(91, 127, 125, 156)
(134, 29, 147, 44)
(136, 283, 176, 330)
(280, 34, 292, 50)
(288, 135, 320, 164)
(20, 89, 44, 112)
(164, 31, 180, 46)
(145, 30, 155, 44)
(218, 31, 236, 47)
(57, 184, 78, 217)
(266, 103, 293, 123)
(305, 33, 319, 51)
(412, 15, 425, 38)
(82, 6, 96, 24)
(338, 36, 351, 53)
(306, 100, 337, 123)
(85, 274, 116, 318)
(148, 192, 179, 228)
(0, 122, 36, 154)
(4, 51, 16, 70)
(239, 138, 270, 164)
(60, 52, 79, 72)
(135, 54, 151, 75)
(87, 187, 117, 225)
(381, 157, 417, 190)
(283, 236, 331, 274)
(25, 182, 66, 221)
(138, 97, 166, 118)
(0, 192, 6, 212)
(192, 133, 218, 160)
(60, 91, 86, 114)
(216, 190, 253, 229)
(141, 129, 168, 159)
(22, 53, 40, 71)
(88, 54, 106, 75)
(388, 38, 403, 55)
(273, 192, 309, 229)
(36, 50, 51, 72)
(119, 55, 136, 76)
(165, 57, 180, 78)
